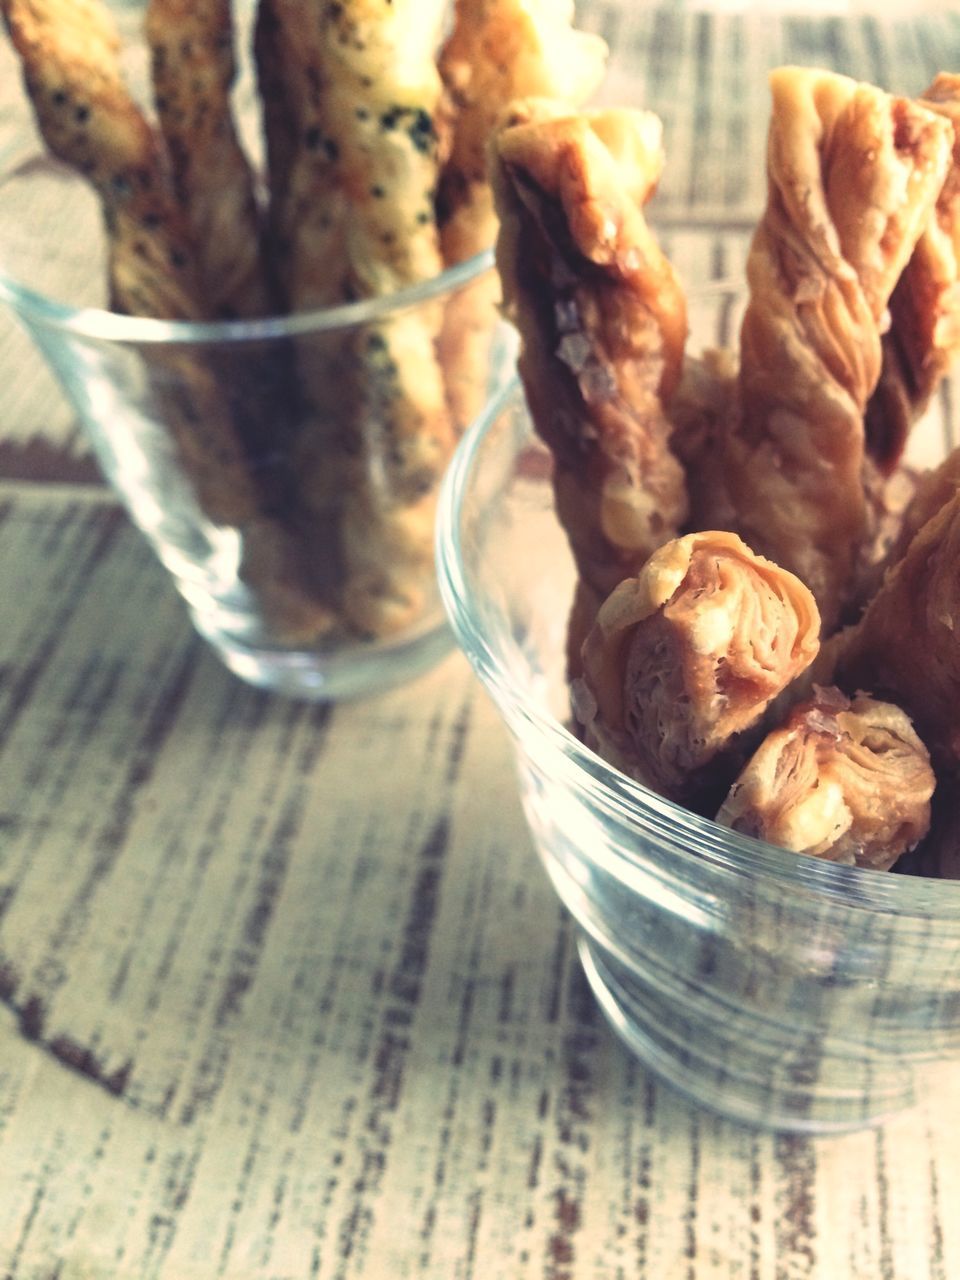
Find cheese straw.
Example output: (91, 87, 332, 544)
(492, 99, 688, 664)
(437, 0, 607, 431)
(719, 67, 952, 631)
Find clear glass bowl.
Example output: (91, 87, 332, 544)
(0, 155, 511, 700)
(436, 371, 960, 1135)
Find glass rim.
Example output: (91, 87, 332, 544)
(436, 376, 960, 919)
(0, 238, 494, 346)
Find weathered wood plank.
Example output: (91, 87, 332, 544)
(0, 496, 958, 1278)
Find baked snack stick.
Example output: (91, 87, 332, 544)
(436, 0, 607, 432)
(309, 0, 456, 637)
(3, 0, 336, 640)
(438, 0, 607, 263)
(492, 101, 688, 628)
(816, 489, 960, 773)
(249, 1, 358, 611)
(2, 0, 200, 321)
(574, 531, 821, 808)
(261, 1, 351, 311)
(880, 443, 960, 574)
(716, 687, 935, 871)
(0, 0, 273, 526)
(721, 67, 952, 632)
(866, 74, 960, 474)
(145, 0, 271, 319)
(252, 0, 296, 283)
(145, 0, 319, 582)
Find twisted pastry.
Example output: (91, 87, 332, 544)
(437, 0, 607, 432)
(816, 490, 960, 773)
(2, 0, 201, 321)
(866, 74, 960, 473)
(720, 67, 952, 631)
(492, 99, 689, 667)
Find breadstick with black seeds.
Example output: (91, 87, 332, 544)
(146, 0, 272, 318)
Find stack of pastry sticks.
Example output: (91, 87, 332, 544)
(491, 68, 960, 874)
(1, 0, 608, 642)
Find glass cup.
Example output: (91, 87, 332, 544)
(0, 158, 511, 700)
(436, 354, 960, 1136)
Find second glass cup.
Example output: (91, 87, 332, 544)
(1, 232, 509, 700)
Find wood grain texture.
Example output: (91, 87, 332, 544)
(0, 494, 959, 1278)
(3, 7, 960, 1277)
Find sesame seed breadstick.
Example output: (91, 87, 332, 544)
(316, 0, 457, 637)
(252, 0, 297, 285)
(3, 0, 339, 642)
(145, 0, 272, 318)
(2, 0, 202, 321)
(262, 1, 351, 311)
(320, 0, 449, 295)
(1, 0, 268, 529)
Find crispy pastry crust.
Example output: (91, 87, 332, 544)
(575, 531, 821, 806)
(716, 687, 935, 870)
(2, 0, 202, 320)
(816, 490, 960, 772)
(436, 3, 606, 435)
(721, 67, 952, 631)
(146, 0, 271, 318)
(438, 0, 607, 265)
(866, 74, 960, 472)
(492, 101, 689, 616)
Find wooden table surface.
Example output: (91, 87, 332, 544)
(3, 4, 960, 1278)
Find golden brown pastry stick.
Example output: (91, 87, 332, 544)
(438, 0, 607, 265)
(3, 0, 336, 639)
(883, 444, 960, 569)
(436, 2, 607, 432)
(145, 0, 271, 318)
(2, 0, 202, 321)
(314, 0, 456, 637)
(249, 0, 355, 608)
(252, 0, 296, 279)
(865, 74, 960, 473)
(575, 531, 821, 808)
(716, 687, 935, 871)
(0, 0, 272, 527)
(816, 490, 960, 772)
(720, 67, 952, 632)
(492, 101, 689, 621)
(264, 2, 351, 312)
